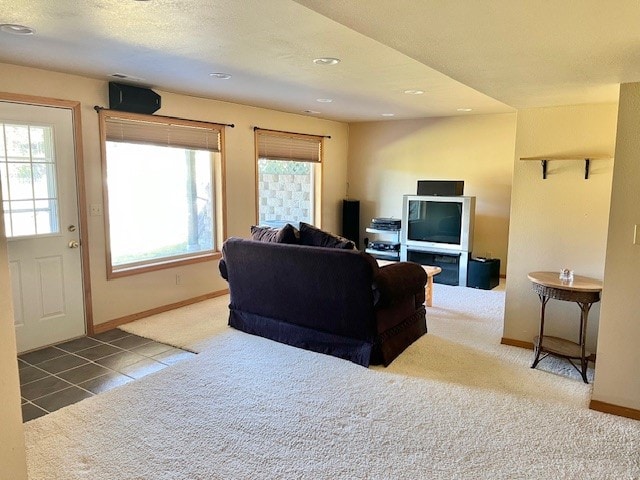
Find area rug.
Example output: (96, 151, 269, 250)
(24, 283, 640, 479)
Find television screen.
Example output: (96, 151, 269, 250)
(407, 200, 462, 244)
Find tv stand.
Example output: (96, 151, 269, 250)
(401, 246, 469, 286)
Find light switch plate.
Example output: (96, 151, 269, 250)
(90, 204, 103, 216)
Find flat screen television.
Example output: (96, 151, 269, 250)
(401, 195, 475, 252)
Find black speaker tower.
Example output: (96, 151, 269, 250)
(108, 82, 161, 114)
(342, 199, 360, 249)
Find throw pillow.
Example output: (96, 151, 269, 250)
(299, 222, 356, 250)
(250, 224, 299, 244)
(278, 223, 300, 244)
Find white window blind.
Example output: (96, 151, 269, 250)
(255, 129, 322, 163)
(102, 111, 222, 152)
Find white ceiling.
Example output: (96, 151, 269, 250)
(0, 0, 637, 122)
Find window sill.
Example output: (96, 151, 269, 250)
(107, 251, 221, 280)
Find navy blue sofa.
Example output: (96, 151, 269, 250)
(219, 237, 427, 367)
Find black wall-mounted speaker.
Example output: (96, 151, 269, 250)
(108, 82, 161, 114)
(417, 180, 464, 196)
(342, 199, 360, 249)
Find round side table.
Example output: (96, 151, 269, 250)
(527, 271, 603, 383)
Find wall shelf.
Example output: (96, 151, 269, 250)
(520, 155, 612, 180)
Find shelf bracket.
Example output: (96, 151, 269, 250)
(585, 158, 590, 179)
(541, 159, 548, 179)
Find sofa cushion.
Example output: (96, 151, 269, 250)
(299, 222, 355, 250)
(250, 223, 299, 244)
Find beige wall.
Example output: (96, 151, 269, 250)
(592, 83, 640, 411)
(0, 208, 27, 476)
(0, 63, 349, 328)
(503, 104, 618, 352)
(347, 114, 517, 274)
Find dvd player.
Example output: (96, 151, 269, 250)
(371, 217, 401, 230)
(368, 240, 400, 251)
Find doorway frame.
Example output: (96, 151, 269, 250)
(0, 91, 94, 338)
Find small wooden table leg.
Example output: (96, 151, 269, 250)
(426, 276, 434, 307)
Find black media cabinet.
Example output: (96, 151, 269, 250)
(404, 248, 469, 286)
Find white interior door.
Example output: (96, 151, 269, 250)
(0, 102, 85, 353)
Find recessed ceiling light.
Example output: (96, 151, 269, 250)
(457, 108, 473, 112)
(404, 89, 424, 95)
(304, 110, 321, 114)
(0, 24, 35, 35)
(316, 98, 333, 103)
(209, 73, 232, 80)
(381, 113, 395, 117)
(313, 57, 340, 66)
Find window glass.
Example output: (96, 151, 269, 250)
(105, 142, 215, 267)
(0, 123, 59, 238)
(257, 158, 314, 227)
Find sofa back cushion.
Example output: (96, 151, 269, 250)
(222, 238, 376, 340)
(250, 223, 299, 244)
(299, 222, 355, 249)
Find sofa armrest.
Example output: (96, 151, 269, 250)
(219, 258, 228, 280)
(373, 262, 427, 307)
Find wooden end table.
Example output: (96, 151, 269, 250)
(422, 265, 442, 307)
(527, 271, 603, 383)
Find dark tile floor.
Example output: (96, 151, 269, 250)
(18, 329, 196, 423)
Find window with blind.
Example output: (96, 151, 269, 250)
(255, 129, 322, 228)
(99, 110, 225, 278)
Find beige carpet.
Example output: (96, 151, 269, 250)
(24, 283, 640, 479)
(118, 293, 231, 352)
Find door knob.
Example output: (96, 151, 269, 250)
(68, 240, 80, 249)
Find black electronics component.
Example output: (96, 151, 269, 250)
(371, 217, 401, 230)
(417, 180, 464, 196)
(468, 258, 500, 290)
(367, 240, 400, 251)
(109, 82, 161, 114)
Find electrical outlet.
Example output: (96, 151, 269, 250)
(634, 225, 640, 245)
